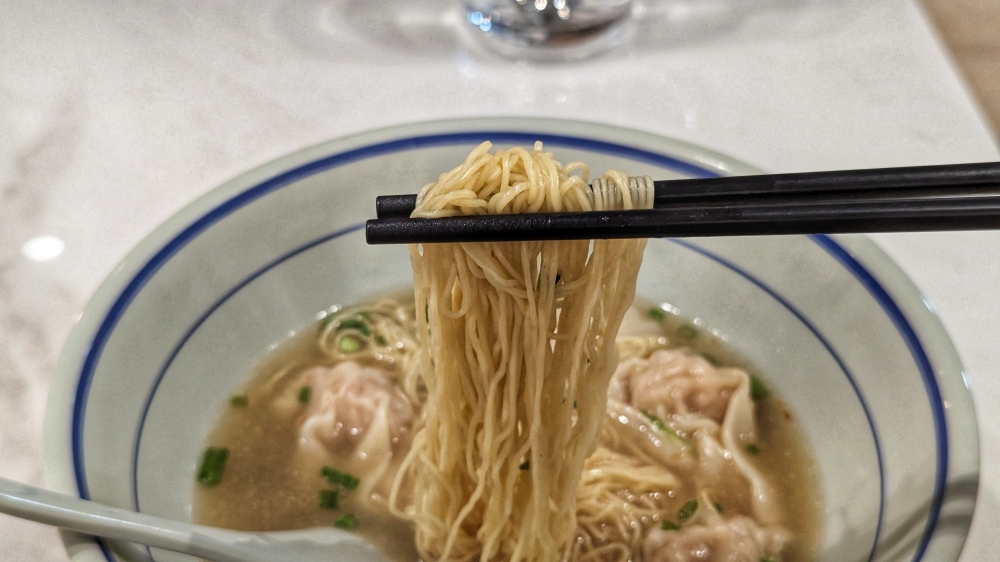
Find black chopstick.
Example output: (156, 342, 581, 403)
(365, 162, 1000, 244)
(366, 194, 1000, 244)
(374, 162, 1000, 219)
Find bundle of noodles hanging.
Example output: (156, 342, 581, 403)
(389, 141, 654, 561)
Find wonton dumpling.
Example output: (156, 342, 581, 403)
(643, 511, 789, 562)
(611, 349, 744, 423)
(292, 362, 414, 498)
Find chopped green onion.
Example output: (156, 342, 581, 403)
(761, 558, 778, 562)
(746, 443, 760, 455)
(641, 409, 668, 433)
(376, 335, 388, 346)
(661, 520, 679, 531)
(196, 447, 229, 487)
(322, 466, 360, 490)
(298, 386, 312, 404)
(320, 314, 336, 329)
(677, 324, 698, 340)
(519, 461, 530, 470)
(337, 317, 371, 336)
(641, 409, 687, 449)
(648, 307, 666, 322)
(319, 489, 340, 509)
(338, 336, 363, 353)
(230, 394, 248, 407)
(334, 513, 359, 530)
(714, 502, 723, 513)
(677, 500, 698, 521)
(750, 375, 769, 400)
(424, 303, 429, 322)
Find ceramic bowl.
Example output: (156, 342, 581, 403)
(43, 117, 978, 562)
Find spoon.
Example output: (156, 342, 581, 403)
(0, 475, 391, 562)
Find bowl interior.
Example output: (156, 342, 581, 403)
(44, 118, 977, 562)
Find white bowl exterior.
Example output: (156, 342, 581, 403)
(43, 118, 977, 562)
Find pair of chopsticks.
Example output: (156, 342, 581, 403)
(365, 162, 1000, 244)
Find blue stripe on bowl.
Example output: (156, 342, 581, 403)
(69, 130, 944, 562)
(811, 234, 948, 562)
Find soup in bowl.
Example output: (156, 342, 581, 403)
(43, 118, 977, 562)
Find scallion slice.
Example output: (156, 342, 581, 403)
(677, 324, 698, 340)
(298, 386, 312, 404)
(337, 317, 371, 336)
(334, 513, 359, 529)
(322, 466, 360, 490)
(319, 489, 339, 509)
(750, 375, 769, 400)
(196, 447, 229, 487)
(640, 409, 687, 449)
(677, 500, 698, 521)
(338, 336, 363, 354)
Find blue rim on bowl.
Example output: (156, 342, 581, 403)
(43, 118, 979, 562)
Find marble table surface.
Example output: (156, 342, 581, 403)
(2, 0, 998, 560)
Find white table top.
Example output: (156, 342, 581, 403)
(2, 1, 998, 560)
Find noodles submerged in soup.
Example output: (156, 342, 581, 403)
(193, 143, 822, 562)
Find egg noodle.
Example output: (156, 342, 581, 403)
(390, 141, 653, 561)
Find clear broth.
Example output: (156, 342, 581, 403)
(194, 299, 823, 561)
